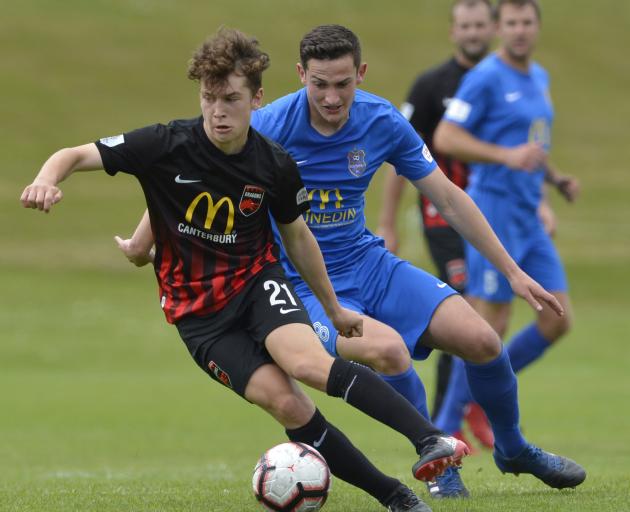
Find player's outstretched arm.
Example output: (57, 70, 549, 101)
(276, 217, 363, 338)
(375, 164, 407, 254)
(115, 209, 155, 267)
(21, 144, 104, 213)
(415, 169, 563, 316)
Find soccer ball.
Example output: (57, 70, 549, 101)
(252, 442, 331, 511)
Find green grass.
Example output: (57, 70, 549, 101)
(2, 0, 630, 510)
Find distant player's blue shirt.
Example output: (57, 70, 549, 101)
(251, 88, 437, 279)
(444, 53, 553, 219)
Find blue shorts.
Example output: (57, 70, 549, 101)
(294, 244, 457, 360)
(466, 191, 568, 303)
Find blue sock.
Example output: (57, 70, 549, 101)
(465, 347, 527, 458)
(506, 323, 552, 373)
(380, 365, 430, 419)
(433, 357, 471, 434)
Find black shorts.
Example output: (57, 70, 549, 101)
(176, 263, 312, 397)
(424, 227, 467, 293)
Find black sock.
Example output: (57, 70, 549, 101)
(286, 408, 399, 503)
(326, 358, 442, 452)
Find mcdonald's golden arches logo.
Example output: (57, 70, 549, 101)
(185, 192, 234, 234)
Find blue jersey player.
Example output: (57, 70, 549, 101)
(121, 22, 585, 498)
(433, 0, 580, 458)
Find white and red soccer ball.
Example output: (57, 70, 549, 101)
(252, 442, 331, 512)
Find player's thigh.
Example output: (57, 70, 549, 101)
(176, 317, 274, 398)
(421, 294, 501, 363)
(264, 323, 334, 392)
(300, 290, 410, 374)
(336, 316, 411, 374)
(368, 256, 457, 360)
(245, 363, 316, 429)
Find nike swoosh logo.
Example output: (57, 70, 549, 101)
(279, 307, 300, 314)
(175, 174, 202, 184)
(295, 160, 308, 166)
(313, 429, 328, 448)
(437, 282, 448, 288)
(505, 91, 522, 103)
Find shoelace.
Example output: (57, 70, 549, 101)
(524, 446, 564, 472)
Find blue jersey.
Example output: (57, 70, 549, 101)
(251, 88, 437, 279)
(444, 53, 553, 218)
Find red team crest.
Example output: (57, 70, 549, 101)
(347, 148, 367, 177)
(208, 360, 233, 388)
(239, 185, 265, 216)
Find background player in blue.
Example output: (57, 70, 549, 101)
(377, 0, 497, 455)
(21, 28, 484, 512)
(433, 0, 580, 453)
(120, 23, 585, 498)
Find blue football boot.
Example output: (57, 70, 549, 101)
(426, 466, 470, 499)
(494, 444, 586, 489)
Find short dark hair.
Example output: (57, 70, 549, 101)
(495, 0, 541, 21)
(450, 0, 494, 23)
(188, 27, 270, 94)
(299, 24, 361, 70)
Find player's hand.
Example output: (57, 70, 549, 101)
(555, 175, 580, 202)
(508, 269, 564, 316)
(503, 142, 547, 172)
(114, 236, 155, 267)
(20, 182, 63, 213)
(376, 224, 399, 254)
(330, 307, 363, 338)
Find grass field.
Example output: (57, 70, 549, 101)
(2, 1, 630, 511)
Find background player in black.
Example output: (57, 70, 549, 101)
(378, 0, 496, 451)
(21, 27, 472, 512)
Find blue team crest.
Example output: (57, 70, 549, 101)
(347, 148, 367, 177)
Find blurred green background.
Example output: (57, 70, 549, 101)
(2, 1, 629, 511)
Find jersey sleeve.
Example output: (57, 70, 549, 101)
(387, 107, 438, 181)
(443, 68, 492, 132)
(95, 124, 170, 177)
(268, 156, 311, 224)
(402, 74, 433, 138)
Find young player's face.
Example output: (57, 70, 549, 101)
(298, 55, 367, 135)
(200, 73, 263, 155)
(451, 2, 495, 64)
(497, 3, 540, 63)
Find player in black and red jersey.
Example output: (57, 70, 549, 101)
(21, 27, 472, 512)
(378, 0, 495, 446)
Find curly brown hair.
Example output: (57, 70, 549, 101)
(188, 27, 270, 94)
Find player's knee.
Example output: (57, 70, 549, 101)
(465, 325, 502, 363)
(372, 339, 410, 374)
(542, 311, 573, 342)
(267, 392, 313, 426)
(290, 357, 330, 390)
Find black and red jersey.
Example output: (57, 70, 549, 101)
(401, 57, 471, 229)
(95, 117, 309, 323)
